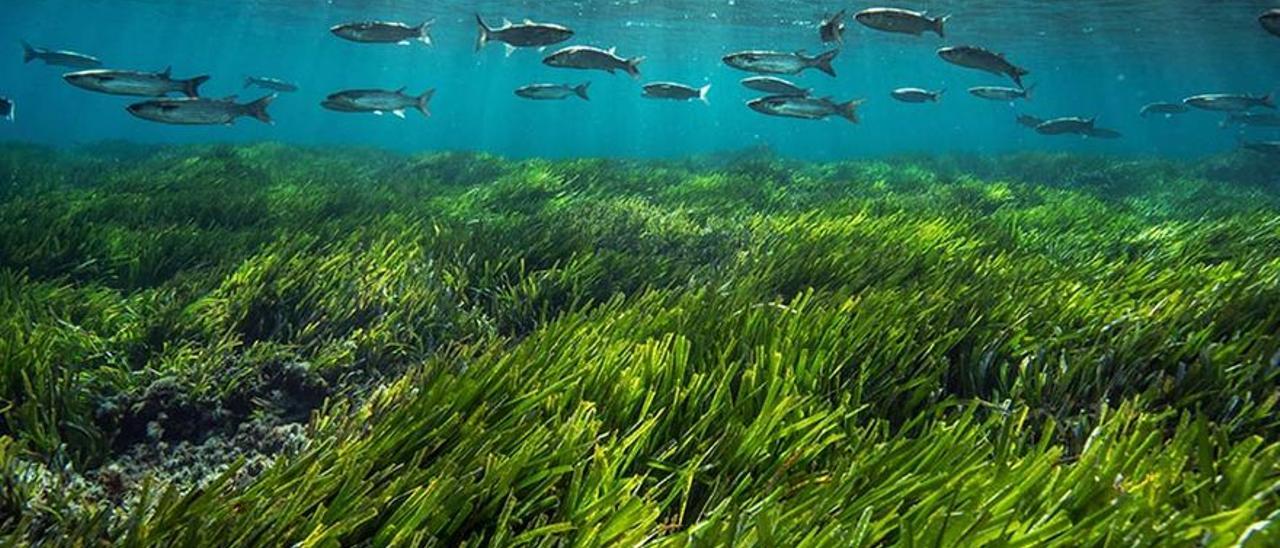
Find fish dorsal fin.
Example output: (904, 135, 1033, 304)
(607, 47, 617, 55)
(523, 18, 534, 24)
(395, 86, 406, 94)
(222, 95, 238, 102)
(160, 66, 172, 78)
(503, 18, 512, 26)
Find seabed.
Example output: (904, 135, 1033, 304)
(1, 142, 1278, 545)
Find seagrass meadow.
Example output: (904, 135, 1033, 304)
(0, 141, 1278, 545)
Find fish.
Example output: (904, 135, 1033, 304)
(515, 83, 590, 101)
(126, 95, 275, 126)
(1262, 10, 1280, 38)
(1242, 140, 1280, 154)
(1183, 93, 1275, 112)
(969, 85, 1033, 101)
(740, 77, 811, 97)
(1016, 114, 1044, 128)
(820, 10, 847, 44)
(722, 50, 839, 77)
(642, 82, 711, 104)
(938, 46, 1029, 88)
(1139, 102, 1189, 118)
(0, 97, 13, 122)
(890, 88, 943, 103)
(322, 88, 435, 119)
(854, 8, 949, 38)
(330, 21, 433, 46)
(543, 46, 644, 78)
(63, 67, 210, 98)
(21, 40, 101, 69)
(475, 15, 573, 56)
(1220, 112, 1280, 128)
(747, 95, 863, 123)
(1034, 116, 1096, 136)
(244, 76, 298, 93)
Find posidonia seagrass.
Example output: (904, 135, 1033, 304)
(1, 142, 1277, 545)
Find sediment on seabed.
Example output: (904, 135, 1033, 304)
(1, 142, 1278, 545)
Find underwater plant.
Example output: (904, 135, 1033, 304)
(0, 143, 1277, 545)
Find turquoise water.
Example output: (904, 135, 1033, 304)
(2, 0, 1278, 159)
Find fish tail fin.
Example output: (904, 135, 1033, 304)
(934, 15, 951, 38)
(419, 20, 434, 46)
(699, 84, 711, 105)
(1262, 92, 1276, 109)
(183, 75, 211, 98)
(243, 76, 252, 89)
(1011, 67, 1030, 89)
(1024, 83, 1036, 101)
(625, 57, 645, 79)
(416, 89, 436, 118)
(475, 14, 492, 51)
(836, 99, 864, 123)
(21, 40, 37, 63)
(934, 88, 946, 102)
(813, 49, 839, 77)
(574, 82, 591, 101)
(3, 101, 13, 122)
(245, 94, 276, 125)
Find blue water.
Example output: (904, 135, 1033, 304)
(3, 0, 1278, 159)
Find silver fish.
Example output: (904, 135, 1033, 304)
(63, 67, 210, 98)
(747, 95, 863, 123)
(1139, 102, 1189, 117)
(475, 15, 573, 56)
(244, 76, 298, 93)
(969, 85, 1033, 101)
(0, 97, 13, 122)
(330, 21, 433, 46)
(1262, 10, 1280, 38)
(740, 77, 810, 96)
(891, 88, 943, 103)
(21, 40, 101, 69)
(1034, 117, 1096, 136)
(723, 50, 839, 77)
(126, 95, 275, 126)
(1016, 114, 1044, 128)
(543, 46, 644, 78)
(642, 82, 711, 104)
(820, 10, 847, 44)
(1221, 113, 1280, 128)
(855, 8, 949, 38)
(938, 46, 1029, 88)
(1184, 93, 1275, 112)
(323, 87, 435, 119)
(515, 83, 590, 101)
